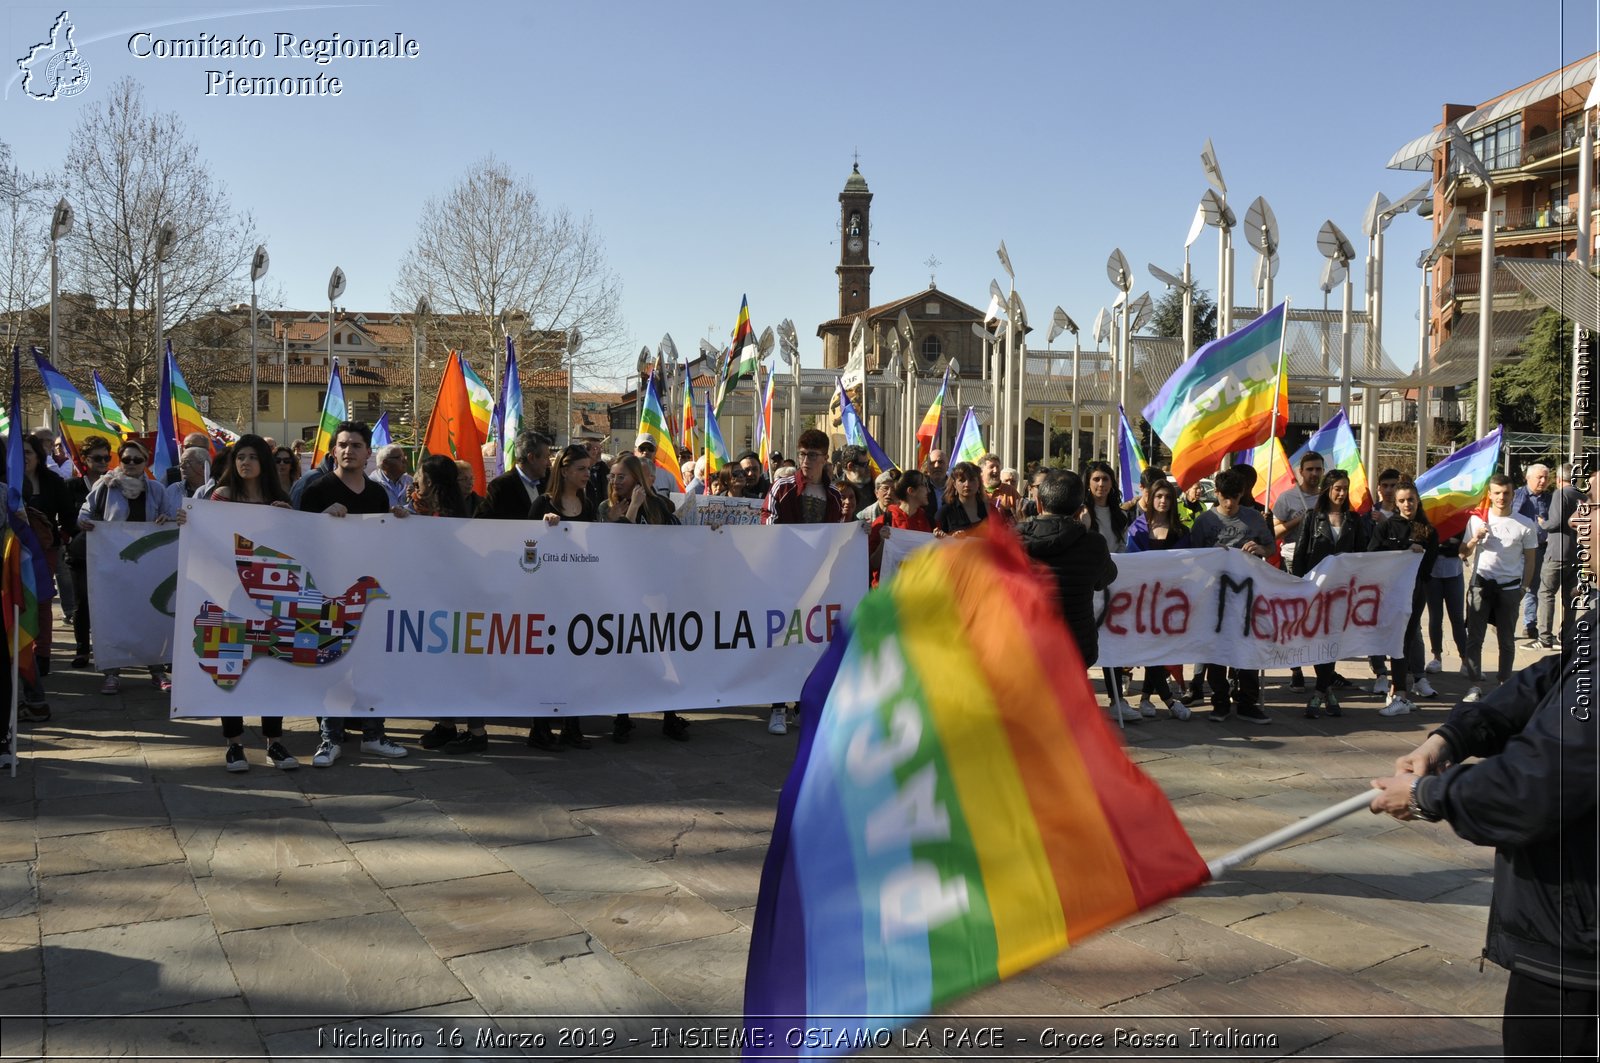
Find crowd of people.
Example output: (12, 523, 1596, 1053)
(1, 419, 1590, 772)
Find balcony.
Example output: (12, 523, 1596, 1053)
(1439, 269, 1526, 302)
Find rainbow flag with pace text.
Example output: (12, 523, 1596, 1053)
(92, 371, 135, 435)
(1289, 409, 1370, 514)
(742, 528, 1210, 1057)
(1143, 301, 1287, 489)
(163, 344, 210, 456)
(310, 359, 347, 469)
(1413, 427, 1503, 540)
(914, 368, 948, 469)
(640, 372, 683, 490)
(30, 349, 113, 468)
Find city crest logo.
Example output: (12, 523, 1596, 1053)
(519, 539, 543, 574)
(17, 11, 91, 101)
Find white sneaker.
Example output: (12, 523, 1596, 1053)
(1379, 694, 1414, 717)
(1463, 686, 1482, 703)
(767, 708, 788, 735)
(1169, 699, 1192, 721)
(360, 735, 408, 758)
(311, 740, 341, 768)
(1371, 677, 1390, 696)
(1137, 696, 1160, 718)
(1424, 656, 1442, 674)
(1412, 677, 1437, 698)
(1110, 700, 1142, 724)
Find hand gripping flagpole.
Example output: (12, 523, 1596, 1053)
(1206, 789, 1381, 878)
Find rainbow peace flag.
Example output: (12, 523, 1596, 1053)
(1290, 409, 1370, 514)
(1414, 427, 1503, 540)
(915, 367, 948, 469)
(948, 407, 985, 466)
(4, 348, 55, 686)
(497, 337, 524, 476)
(1143, 301, 1288, 489)
(461, 357, 493, 444)
(743, 528, 1209, 1054)
(639, 372, 683, 490)
(836, 377, 896, 477)
(30, 349, 113, 469)
(702, 390, 731, 475)
(92, 371, 135, 435)
(680, 363, 698, 458)
(719, 294, 759, 413)
(310, 359, 347, 468)
(758, 367, 776, 469)
(1116, 405, 1148, 501)
(1236, 436, 1296, 508)
(164, 344, 210, 455)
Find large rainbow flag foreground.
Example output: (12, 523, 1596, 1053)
(1143, 301, 1287, 489)
(742, 528, 1210, 1057)
(1413, 426, 1503, 539)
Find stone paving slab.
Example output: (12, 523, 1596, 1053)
(387, 871, 583, 960)
(35, 824, 184, 876)
(558, 885, 745, 956)
(173, 807, 353, 878)
(42, 995, 264, 1061)
(42, 914, 239, 1016)
(221, 910, 468, 1017)
(196, 857, 392, 933)
(38, 860, 206, 935)
(446, 932, 677, 1015)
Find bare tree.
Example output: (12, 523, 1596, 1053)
(57, 78, 258, 424)
(0, 139, 50, 406)
(391, 155, 625, 381)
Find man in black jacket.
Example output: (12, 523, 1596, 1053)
(476, 430, 551, 520)
(1018, 470, 1117, 675)
(1370, 476, 1597, 1060)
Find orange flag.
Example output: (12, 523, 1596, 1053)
(424, 350, 487, 494)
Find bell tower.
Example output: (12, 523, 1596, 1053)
(837, 163, 872, 317)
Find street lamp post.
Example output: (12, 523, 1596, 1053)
(1106, 249, 1133, 480)
(1317, 221, 1357, 416)
(566, 327, 582, 445)
(153, 220, 177, 361)
(47, 196, 72, 432)
(326, 267, 346, 379)
(1200, 139, 1234, 337)
(412, 295, 431, 445)
(248, 245, 268, 435)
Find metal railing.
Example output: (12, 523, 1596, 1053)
(1441, 270, 1526, 300)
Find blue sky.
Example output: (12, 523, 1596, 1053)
(4, 0, 1597, 389)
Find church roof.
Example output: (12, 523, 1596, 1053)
(816, 285, 988, 333)
(843, 163, 869, 193)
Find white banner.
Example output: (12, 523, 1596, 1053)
(86, 523, 181, 668)
(172, 504, 867, 719)
(880, 532, 1420, 669)
(1093, 549, 1421, 669)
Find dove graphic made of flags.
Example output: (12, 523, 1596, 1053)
(192, 535, 387, 690)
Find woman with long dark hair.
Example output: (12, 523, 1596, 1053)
(1368, 481, 1439, 717)
(1125, 478, 1192, 720)
(1083, 459, 1134, 720)
(599, 453, 689, 742)
(1292, 470, 1366, 718)
(407, 455, 498, 755)
(188, 434, 298, 771)
(935, 462, 988, 534)
(272, 446, 301, 494)
(869, 470, 933, 585)
(529, 444, 596, 750)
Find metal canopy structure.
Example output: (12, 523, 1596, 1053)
(1387, 55, 1599, 170)
(1495, 257, 1600, 330)
(1392, 308, 1545, 388)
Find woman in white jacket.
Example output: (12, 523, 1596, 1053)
(75, 438, 179, 694)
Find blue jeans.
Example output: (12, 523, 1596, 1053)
(1426, 573, 1466, 658)
(1519, 541, 1546, 629)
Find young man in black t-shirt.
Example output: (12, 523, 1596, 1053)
(297, 421, 410, 766)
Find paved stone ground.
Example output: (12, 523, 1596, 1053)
(0, 611, 1559, 1061)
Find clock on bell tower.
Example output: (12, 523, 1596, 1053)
(837, 162, 873, 317)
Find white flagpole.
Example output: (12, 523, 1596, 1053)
(1207, 790, 1380, 878)
(1264, 300, 1290, 504)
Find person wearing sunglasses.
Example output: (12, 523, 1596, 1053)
(75, 438, 179, 695)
